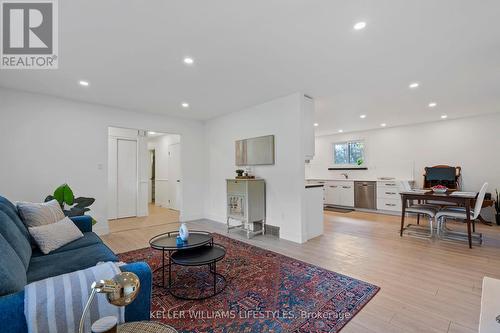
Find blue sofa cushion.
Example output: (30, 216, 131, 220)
(0, 233, 27, 295)
(0, 197, 30, 240)
(31, 232, 103, 257)
(27, 243, 118, 283)
(0, 210, 32, 270)
(0, 290, 27, 333)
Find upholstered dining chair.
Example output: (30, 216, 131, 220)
(400, 181, 440, 237)
(435, 182, 488, 238)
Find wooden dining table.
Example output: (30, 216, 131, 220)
(400, 190, 478, 248)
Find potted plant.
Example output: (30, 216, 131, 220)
(495, 189, 500, 225)
(45, 184, 96, 224)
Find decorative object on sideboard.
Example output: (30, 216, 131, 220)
(179, 223, 189, 241)
(45, 183, 96, 224)
(495, 189, 500, 225)
(431, 185, 448, 193)
(235, 169, 244, 177)
(79, 272, 141, 333)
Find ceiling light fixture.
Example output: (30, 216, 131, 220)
(409, 82, 420, 89)
(183, 57, 194, 65)
(360, 114, 367, 119)
(338, 129, 344, 133)
(79, 80, 89, 86)
(428, 102, 437, 108)
(148, 131, 157, 135)
(181, 102, 189, 108)
(353, 22, 367, 30)
(441, 114, 448, 119)
(380, 123, 387, 127)
(313, 123, 319, 127)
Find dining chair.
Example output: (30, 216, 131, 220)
(400, 181, 441, 227)
(436, 182, 488, 240)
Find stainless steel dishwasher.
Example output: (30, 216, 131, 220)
(354, 181, 377, 209)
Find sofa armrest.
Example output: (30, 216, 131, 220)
(70, 215, 92, 233)
(0, 290, 28, 333)
(121, 262, 152, 322)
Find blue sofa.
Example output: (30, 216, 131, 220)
(0, 196, 152, 333)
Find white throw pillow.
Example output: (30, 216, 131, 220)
(17, 199, 65, 227)
(28, 217, 84, 254)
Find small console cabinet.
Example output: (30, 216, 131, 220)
(226, 179, 266, 238)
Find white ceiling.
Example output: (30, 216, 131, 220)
(1, 0, 499, 134)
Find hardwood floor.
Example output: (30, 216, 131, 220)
(107, 204, 180, 234)
(102, 209, 500, 333)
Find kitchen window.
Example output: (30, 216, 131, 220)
(333, 140, 365, 166)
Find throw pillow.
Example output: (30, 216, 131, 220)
(28, 217, 83, 254)
(17, 199, 65, 227)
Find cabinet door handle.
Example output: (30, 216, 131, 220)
(342, 186, 351, 189)
(385, 183, 397, 186)
(330, 186, 338, 188)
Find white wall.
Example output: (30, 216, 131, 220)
(147, 134, 181, 208)
(308, 113, 500, 192)
(0, 88, 206, 234)
(204, 93, 306, 243)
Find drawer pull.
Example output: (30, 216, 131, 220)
(385, 203, 397, 207)
(385, 192, 397, 195)
(342, 186, 351, 189)
(385, 183, 397, 186)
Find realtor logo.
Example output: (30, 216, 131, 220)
(1, 0, 58, 69)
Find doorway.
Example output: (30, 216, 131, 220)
(107, 127, 182, 222)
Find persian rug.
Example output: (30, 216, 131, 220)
(118, 233, 379, 333)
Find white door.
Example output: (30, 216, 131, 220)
(168, 143, 181, 210)
(117, 139, 137, 218)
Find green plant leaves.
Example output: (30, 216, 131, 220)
(53, 184, 74, 206)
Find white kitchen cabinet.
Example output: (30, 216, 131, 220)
(301, 95, 315, 161)
(376, 180, 403, 212)
(325, 181, 354, 207)
(339, 183, 354, 207)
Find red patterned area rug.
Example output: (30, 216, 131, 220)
(118, 233, 379, 333)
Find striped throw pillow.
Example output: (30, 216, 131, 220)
(17, 199, 65, 228)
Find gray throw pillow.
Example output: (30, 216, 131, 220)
(17, 199, 65, 227)
(28, 217, 84, 254)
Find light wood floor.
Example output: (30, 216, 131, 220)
(102, 209, 500, 333)
(107, 204, 180, 233)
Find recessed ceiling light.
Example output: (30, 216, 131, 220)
(441, 114, 448, 119)
(79, 80, 89, 86)
(409, 82, 420, 89)
(338, 129, 344, 133)
(380, 123, 387, 127)
(313, 123, 319, 127)
(428, 102, 437, 108)
(353, 22, 367, 30)
(183, 57, 194, 65)
(360, 114, 367, 119)
(181, 102, 189, 108)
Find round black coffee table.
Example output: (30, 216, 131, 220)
(149, 231, 213, 289)
(169, 244, 227, 300)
